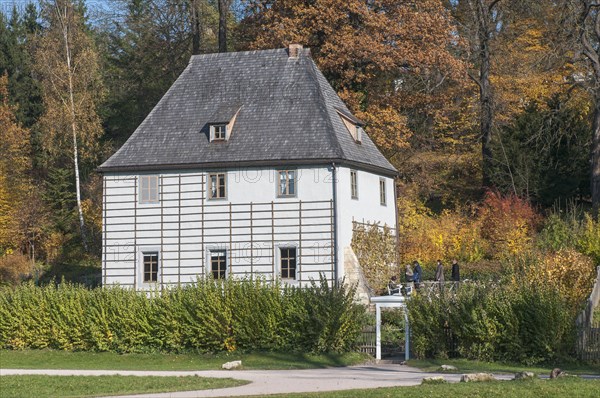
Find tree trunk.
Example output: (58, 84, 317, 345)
(58, 2, 88, 252)
(476, 0, 494, 188)
(592, 96, 600, 217)
(218, 0, 228, 53)
(191, 0, 201, 55)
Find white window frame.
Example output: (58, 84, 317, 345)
(138, 247, 160, 287)
(206, 247, 228, 279)
(139, 175, 159, 204)
(379, 178, 387, 206)
(350, 170, 358, 199)
(210, 124, 227, 141)
(208, 172, 227, 200)
(277, 170, 297, 197)
(277, 245, 298, 281)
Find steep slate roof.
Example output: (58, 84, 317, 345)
(99, 47, 397, 176)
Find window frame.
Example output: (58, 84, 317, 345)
(210, 124, 227, 141)
(208, 172, 227, 200)
(277, 170, 297, 198)
(208, 249, 228, 280)
(138, 247, 160, 287)
(279, 246, 297, 281)
(139, 175, 159, 204)
(350, 170, 358, 200)
(379, 177, 387, 206)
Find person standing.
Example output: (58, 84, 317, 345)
(435, 259, 445, 293)
(451, 259, 460, 283)
(413, 260, 422, 289)
(435, 260, 445, 283)
(404, 264, 414, 295)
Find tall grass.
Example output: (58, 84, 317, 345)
(0, 276, 366, 354)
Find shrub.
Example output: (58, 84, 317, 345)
(478, 191, 540, 259)
(0, 253, 31, 285)
(407, 281, 575, 364)
(0, 277, 366, 354)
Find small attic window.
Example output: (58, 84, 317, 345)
(335, 108, 363, 144)
(210, 124, 227, 141)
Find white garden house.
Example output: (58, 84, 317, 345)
(99, 45, 398, 290)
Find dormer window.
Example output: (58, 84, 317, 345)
(210, 124, 227, 141)
(335, 107, 364, 144)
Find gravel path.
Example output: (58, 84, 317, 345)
(1, 364, 515, 397)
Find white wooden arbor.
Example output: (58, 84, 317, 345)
(370, 295, 409, 361)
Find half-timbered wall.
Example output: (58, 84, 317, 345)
(102, 167, 336, 289)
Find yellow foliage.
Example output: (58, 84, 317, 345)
(523, 249, 595, 311)
(0, 253, 32, 285)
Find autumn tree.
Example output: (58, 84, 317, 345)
(239, 0, 465, 158)
(34, 0, 105, 251)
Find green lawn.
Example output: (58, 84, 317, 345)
(0, 349, 367, 371)
(0, 375, 246, 398)
(407, 358, 600, 376)
(264, 378, 600, 398)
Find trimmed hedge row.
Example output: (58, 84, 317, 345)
(0, 277, 366, 353)
(407, 282, 575, 364)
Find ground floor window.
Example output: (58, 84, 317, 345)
(210, 250, 227, 279)
(280, 247, 297, 280)
(143, 252, 159, 283)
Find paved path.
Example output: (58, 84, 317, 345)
(1, 365, 515, 397)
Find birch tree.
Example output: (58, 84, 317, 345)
(34, 0, 104, 251)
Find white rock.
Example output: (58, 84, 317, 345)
(441, 364, 458, 371)
(460, 373, 496, 383)
(515, 371, 536, 380)
(222, 360, 242, 370)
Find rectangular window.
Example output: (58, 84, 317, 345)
(210, 250, 227, 279)
(379, 178, 386, 206)
(143, 252, 159, 283)
(140, 175, 159, 204)
(211, 124, 227, 141)
(280, 247, 297, 280)
(350, 170, 358, 199)
(278, 170, 296, 197)
(209, 173, 227, 199)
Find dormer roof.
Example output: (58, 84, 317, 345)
(98, 47, 397, 176)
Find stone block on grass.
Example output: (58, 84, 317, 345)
(222, 360, 242, 370)
(460, 373, 496, 383)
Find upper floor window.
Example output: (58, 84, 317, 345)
(208, 173, 227, 199)
(280, 247, 297, 280)
(278, 170, 296, 197)
(143, 252, 159, 283)
(210, 124, 227, 141)
(379, 178, 386, 206)
(350, 170, 358, 199)
(140, 175, 159, 204)
(210, 250, 227, 279)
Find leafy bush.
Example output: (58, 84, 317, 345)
(0, 253, 31, 285)
(0, 276, 366, 354)
(408, 282, 575, 364)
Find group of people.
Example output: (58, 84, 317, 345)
(388, 259, 461, 295)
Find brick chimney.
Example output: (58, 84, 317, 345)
(288, 44, 303, 58)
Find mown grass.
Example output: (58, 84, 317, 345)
(407, 358, 600, 376)
(0, 349, 368, 371)
(266, 378, 600, 398)
(0, 375, 246, 398)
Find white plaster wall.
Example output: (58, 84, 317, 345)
(335, 166, 396, 278)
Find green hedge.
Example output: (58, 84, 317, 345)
(407, 282, 575, 364)
(0, 276, 366, 354)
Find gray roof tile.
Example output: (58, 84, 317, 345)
(99, 48, 397, 176)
